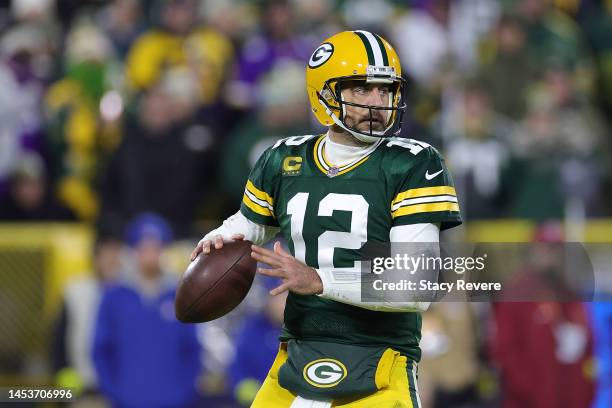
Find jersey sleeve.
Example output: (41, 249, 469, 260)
(390, 149, 462, 230)
(239, 148, 279, 227)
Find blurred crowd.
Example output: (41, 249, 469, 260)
(48, 216, 607, 408)
(0, 0, 611, 235)
(0, 0, 611, 407)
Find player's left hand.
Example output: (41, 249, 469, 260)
(251, 242, 323, 296)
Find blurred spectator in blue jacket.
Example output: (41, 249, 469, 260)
(228, 277, 286, 406)
(591, 302, 612, 408)
(93, 213, 202, 408)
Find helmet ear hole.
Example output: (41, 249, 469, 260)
(326, 81, 340, 104)
(321, 88, 334, 104)
(317, 81, 341, 112)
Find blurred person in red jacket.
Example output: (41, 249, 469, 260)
(489, 222, 595, 408)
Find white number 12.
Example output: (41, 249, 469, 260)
(286, 193, 368, 270)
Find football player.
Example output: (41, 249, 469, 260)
(191, 31, 461, 408)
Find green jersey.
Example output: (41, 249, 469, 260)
(240, 134, 462, 361)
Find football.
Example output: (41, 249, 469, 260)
(175, 240, 256, 323)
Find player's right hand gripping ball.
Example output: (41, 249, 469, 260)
(175, 240, 256, 323)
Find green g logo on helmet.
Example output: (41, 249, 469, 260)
(303, 359, 348, 388)
(308, 43, 334, 68)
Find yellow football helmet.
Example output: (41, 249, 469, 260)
(306, 30, 406, 142)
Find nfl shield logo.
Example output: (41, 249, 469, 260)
(326, 167, 339, 178)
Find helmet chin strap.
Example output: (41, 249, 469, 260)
(352, 129, 384, 144)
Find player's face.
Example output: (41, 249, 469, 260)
(341, 81, 392, 133)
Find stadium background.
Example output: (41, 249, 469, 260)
(0, 0, 611, 406)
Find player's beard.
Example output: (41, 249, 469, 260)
(347, 111, 387, 133)
(357, 118, 385, 132)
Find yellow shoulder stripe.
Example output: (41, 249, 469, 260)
(246, 180, 274, 206)
(242, 193, 274, 217)
(391, 202, 460, 218)
(392, 186, 456, 207)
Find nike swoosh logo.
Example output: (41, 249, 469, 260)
(425, 169, 443, 180)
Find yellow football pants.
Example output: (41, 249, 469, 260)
(251, 343, 421, 408)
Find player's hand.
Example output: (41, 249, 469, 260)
(190, 234, 245, 261)
(251, 241, 323, 296)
